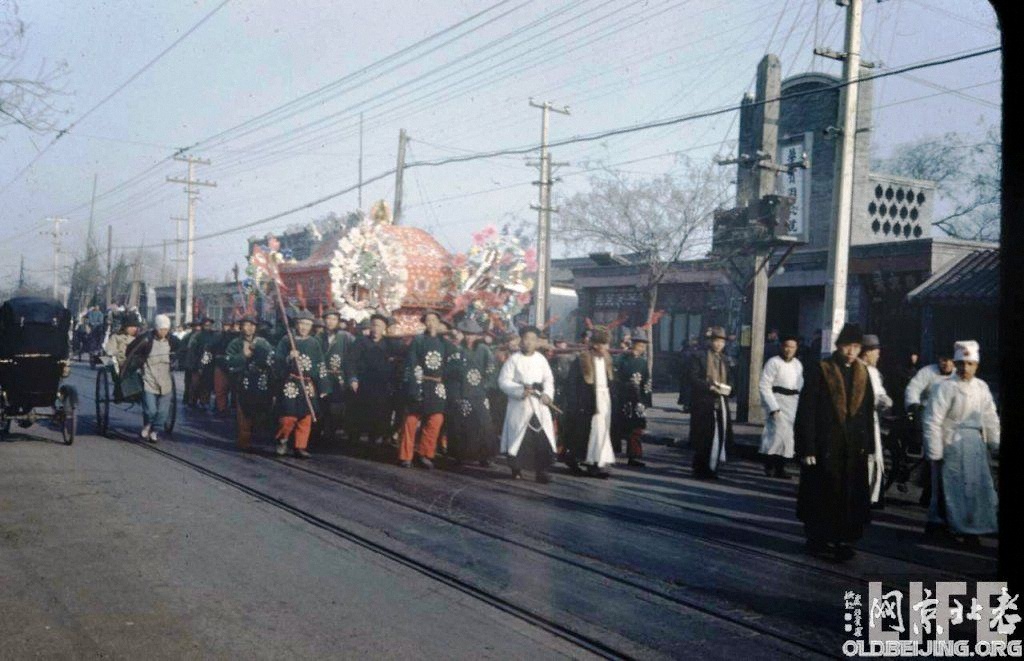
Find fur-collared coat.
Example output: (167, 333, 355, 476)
(563, 348, 616, 460)
(795, 352, 876, 543)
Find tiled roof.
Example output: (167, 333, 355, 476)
(907, 249, 998, 304)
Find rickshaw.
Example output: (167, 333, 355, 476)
(0, 297, 77, 444)
(94, 334, 177, 436)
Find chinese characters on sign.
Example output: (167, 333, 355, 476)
(842, 582, 1022, 658)
(777, 133, 811, 240)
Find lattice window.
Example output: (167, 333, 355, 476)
(868, 183, 926, 239)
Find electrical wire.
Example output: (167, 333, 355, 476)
(110, 43, 1000, 251)
(0, 0, 234, 195)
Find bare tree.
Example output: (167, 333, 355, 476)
(1, 1, 68, 138)
(873, 125, 1000, 242)
(555, 156, 732, 369)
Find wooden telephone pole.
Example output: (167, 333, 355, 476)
(528, 98, 570, 329)
(393, 129, 408, 225)
(166, 154, 216, 324)
(715, 54, 805, 423)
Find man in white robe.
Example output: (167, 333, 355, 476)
(758, 335, 803, 479)
(860, 335, 893, 504)
(905, 350, 955, 511)
(922, 340, 1000, 544)
(498, 326, 557, 483)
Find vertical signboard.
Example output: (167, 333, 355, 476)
(778, 131, 812, 242)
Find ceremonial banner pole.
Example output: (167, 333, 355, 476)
(264, 250, 317, 424)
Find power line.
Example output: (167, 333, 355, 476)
(17, 0, 531, 234)
(177, 0, 526, 155)
(115, 44, 999, 252)
(0, 0, 234, 195)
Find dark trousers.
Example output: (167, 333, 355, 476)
(509, 422, 554, 475)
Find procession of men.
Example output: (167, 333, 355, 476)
(94, 303, 1001, 563)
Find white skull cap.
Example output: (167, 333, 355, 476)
(953, 340, 980, 362)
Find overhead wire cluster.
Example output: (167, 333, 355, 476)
(0, 0, 1002, 267)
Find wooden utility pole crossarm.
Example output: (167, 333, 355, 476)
(820, 0, 863, 354)
(166, 154, 216, 324)
(528, 98, 570, 329)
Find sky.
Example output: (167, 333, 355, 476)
(0, 0, 1002, 288)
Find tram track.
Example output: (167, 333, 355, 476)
(82, 401, 830, 659)
(72, 366, 985, 659)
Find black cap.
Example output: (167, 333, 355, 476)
(835, 323, 864, 346)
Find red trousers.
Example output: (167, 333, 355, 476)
(399, 413, 443, 462)
(213, 367, 231, 413)
(277, 415, 312, 450)
(236, 407, 254, 449)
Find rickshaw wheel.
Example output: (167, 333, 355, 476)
(95, 368, 111, 436)
(58, 385, 77, 445)
(165, 377, 177, 433)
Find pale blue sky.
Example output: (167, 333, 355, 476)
(0, 0, 1001, 285)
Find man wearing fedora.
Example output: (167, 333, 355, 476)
(399, 310, 451, 468)
(613, 328, 653, 467)
(562, 326, 618, 478)
(684, 326, 734, 479)
(795, 323, 876, 561)
(922, 340, 1000, 544)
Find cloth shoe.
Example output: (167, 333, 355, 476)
(294, 449, 311, 459)
(399, 460, 412, 468)
(627, 459, 646, 467)
(414, 456, 434, 469)
(275, 439, 288, 456)
(140, 424, 151, 439)
(535, 471, 551, 484)
(148, 431, 159, 443)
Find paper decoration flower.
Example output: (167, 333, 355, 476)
(328, 217, 409, 321)
(445, 224, 536, 331)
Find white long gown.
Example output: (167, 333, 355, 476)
(758, 356, 803, 458)
(923, 376, 1000, 535)
(584, 356, 616, 467)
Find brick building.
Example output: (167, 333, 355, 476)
(569, 66, 996, 386)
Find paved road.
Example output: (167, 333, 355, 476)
(0, 364, 999, 659)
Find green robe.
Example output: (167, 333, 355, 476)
(274, 334, 329, 418)
(320, 329, 355, 401)
(403, 333, 451, 416)
(226, 335, 276, 416)
(613, 352, 653, 438)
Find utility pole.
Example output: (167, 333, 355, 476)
(528, 98, 570, 329)
(17, 255, 25, 292)
(818, 0, 863, 354)
(106, 225, 112, 308)
(41, 217, 68, 301)
(167, 154, 216, 324)
(745, 55, 781, 425)
(393, 129, 408, 224)
(172, 216, 186, 327)
(358, 112, 365, 211)
(715, 54, 804, 423)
